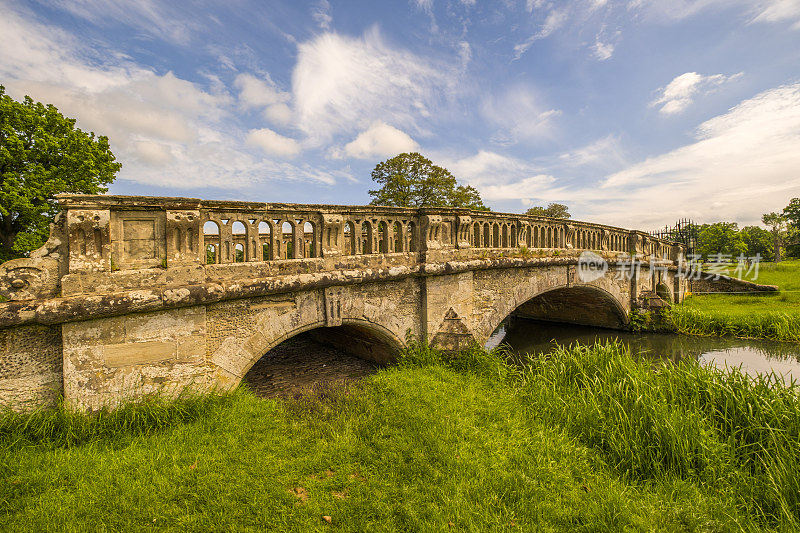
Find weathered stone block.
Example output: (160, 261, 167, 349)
(104, 340, 176, 367)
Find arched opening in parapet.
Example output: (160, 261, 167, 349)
(407, 221, 418, 252)
(241, 322, 402, 398)
(303, 221, 316, 258)
(258, 221, 272, 260)
(281, 221, 294, 259)
(377, 221, 388, 253)
(344, 221, 355, 255)
(203, 221, 220, 264)
(362, 221, 373, 254)
(393, 222, 403, 252)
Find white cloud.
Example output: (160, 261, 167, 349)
(246, 128, 302, 158)
(292, 27, 454, 142)
(593, 39, 615, 60)
(651, 72, 742, 115)
(0, 6, 343, 190)
(263, 103, 293, 125)
(234, 73, 292, 126)
(343, 122, 418, 159)
(482, 86, 561, 144)
(235, 73, 289, 109)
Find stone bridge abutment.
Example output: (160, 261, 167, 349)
(0, 195, 686, 411)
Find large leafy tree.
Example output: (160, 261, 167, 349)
(0, 86, 120, 260)
(368, 152, 488, 210)
(695, 222, 747, 260)
(525, 203, 571, 219)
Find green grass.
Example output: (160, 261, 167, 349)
(2, 342, 798, 531)
(674, 259, 800, 341)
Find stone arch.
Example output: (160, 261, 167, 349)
(362, 221, 373, 254)
(203, 221, 221, 264)
(281, 221, 295, 259)
(476, 281, 629, 344)
(258, 221, 272, 260)
(656, 281, 673, 303)
(393, 222, 403, 252)
(341, 221, 353, 255)
(407, 221, 418, 252)
(220, 318, 406, 390)
(303, 221, 317, 258)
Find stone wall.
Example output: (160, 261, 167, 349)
(0, 324, 63, 409)
(689, 273, 778, 294)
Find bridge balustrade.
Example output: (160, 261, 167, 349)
(54, 195, 679, 269)
(0, 195, 682, 304)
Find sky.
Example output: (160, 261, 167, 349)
(2, 0, 800, 230)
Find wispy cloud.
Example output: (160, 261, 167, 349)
(311, 0, 332, 30)
(41, 0, 204, 45)
(482, 85, 561, 144)
(651, 71, 743, 115)
(513, 9, 568, 60)
(632, 0, 800, 29)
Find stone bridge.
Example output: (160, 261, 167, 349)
(0, 195, 685, 411)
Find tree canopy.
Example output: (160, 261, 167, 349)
(695, 222, 747, 260)
(0, 86, 120, 260)
(525, 203, 571, 219)
(368, 152, 488, 211)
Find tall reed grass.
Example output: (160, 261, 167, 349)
(519, 341, 800, 527)
(668, 306, 800, 342)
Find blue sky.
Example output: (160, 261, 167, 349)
(2, 0, 800, 229)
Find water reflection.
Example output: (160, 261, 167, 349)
(487, 317, 800, 381)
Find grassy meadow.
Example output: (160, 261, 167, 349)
(671, 259, 800, 341)
(2, 342, 800, 531)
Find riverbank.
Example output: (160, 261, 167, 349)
(2, 342, 798, 531)
(668, 260, 800, 342)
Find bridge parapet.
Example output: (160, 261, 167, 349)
(0, 194, 682, 305)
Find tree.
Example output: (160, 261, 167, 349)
(368, 152, 488, 210)
(762, 212, 788, 262)
(695, 222, 747, 261)
(782, 198, 800, 258)
(0, 86, 120, 260)
(740, 225, 774, 261)
(525, 203, 571, 219)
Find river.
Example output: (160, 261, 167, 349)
(486, 317, 800, 382)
